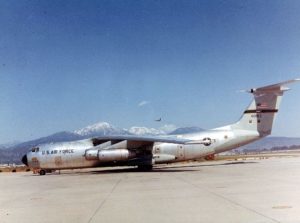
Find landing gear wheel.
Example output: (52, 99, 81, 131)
(137, 165, 153, 171)
(39, 169, 46, 175)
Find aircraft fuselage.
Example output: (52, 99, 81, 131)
(24, 129, 259, 172)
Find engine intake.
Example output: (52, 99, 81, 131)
(85, 149, 99, 160)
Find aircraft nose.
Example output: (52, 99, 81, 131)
(21, 154, 28, 166)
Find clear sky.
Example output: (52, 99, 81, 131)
(1, 0, 300, 143)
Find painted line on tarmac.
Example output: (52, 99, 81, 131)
(87, 176, 124, 223)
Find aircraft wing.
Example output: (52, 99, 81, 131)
(92, 135, 191, 148)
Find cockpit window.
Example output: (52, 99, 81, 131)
(31, 147, 40, 152)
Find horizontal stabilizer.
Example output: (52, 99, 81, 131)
(248, 78, 300, 94)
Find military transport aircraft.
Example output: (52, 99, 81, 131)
(22, 79, 299, 175)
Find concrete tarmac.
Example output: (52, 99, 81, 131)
(1, 157, 300, 223)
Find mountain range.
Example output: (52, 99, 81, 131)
(1, 122, 300, 164)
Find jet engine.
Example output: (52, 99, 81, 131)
(99, 149, 136, 161)
(85, 140, 136, 162)
(85, 149, 136, 162)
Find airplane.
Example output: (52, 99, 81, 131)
(155, 118, 162, 122)
(22, 79, 299, 175)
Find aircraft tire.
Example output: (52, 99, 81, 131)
(39, 169, 46, 175)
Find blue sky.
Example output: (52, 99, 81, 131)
(1, 0, 300, 143)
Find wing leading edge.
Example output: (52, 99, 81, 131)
(92, 135, 191, 145)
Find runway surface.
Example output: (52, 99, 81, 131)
(1, 157, 300, 223)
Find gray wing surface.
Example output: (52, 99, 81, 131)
(92, 135, 191, 146)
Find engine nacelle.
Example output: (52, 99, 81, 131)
(153, 154, 176, 164)
(98, 149, 135, 162)
(85, 148, 136, 162)
(85, 140, 128, 161)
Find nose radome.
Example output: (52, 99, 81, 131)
(21, 155, 28, 166)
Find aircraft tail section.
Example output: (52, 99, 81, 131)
(231, 79, 299, 137)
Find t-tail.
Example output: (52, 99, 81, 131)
(231, 79, 300, 137)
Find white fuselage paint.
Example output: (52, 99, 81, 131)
(26, 129, 260, 170)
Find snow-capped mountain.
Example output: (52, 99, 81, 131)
(74, 122, 127, 137)
(74, 122, 171, 137)
(128, 127, 165, 136)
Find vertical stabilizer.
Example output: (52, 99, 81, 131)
(232, 79, 299, 137)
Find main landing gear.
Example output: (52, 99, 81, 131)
(33, 169, 48, 175)
(39, 169, 46, 175)
(137, 165, 153, 171)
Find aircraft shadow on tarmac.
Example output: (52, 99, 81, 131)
(26, 161, 257, 176)
(71, 161, 257, 175)
(24, 167, 200, 177)
(101, 168, 202, 173)
(78, 168, 200, 175)
(157, 161, 258, 170)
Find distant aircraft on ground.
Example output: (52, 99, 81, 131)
(22, 79, 299, 175)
